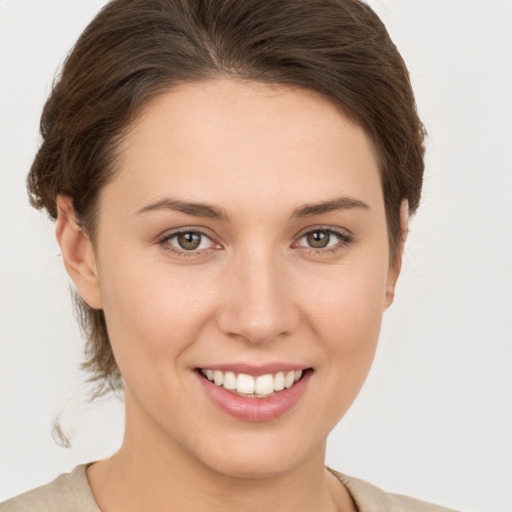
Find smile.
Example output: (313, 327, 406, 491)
(197, 366, 312, 422)
(200, 368, 304, 398)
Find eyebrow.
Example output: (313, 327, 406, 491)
(290, 197, 370, 219)
(135, 195, 369, 221)
(136, 198, 229, 220)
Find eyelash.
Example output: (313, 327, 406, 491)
(293, 227, 353, 255)
(158, 228, 219, 258)
(158, 227, 353, 258)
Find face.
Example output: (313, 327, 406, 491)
(63, 79, 400, 478)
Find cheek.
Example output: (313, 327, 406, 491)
(96, 254, 218, 374)
(300, 258, 388, 370)
(305, 256, 388, 325)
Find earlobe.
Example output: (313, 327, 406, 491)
(385, 199, 409, 309)
(55, 196, 103, 309)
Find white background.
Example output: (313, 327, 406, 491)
(0, 1, 511, 510)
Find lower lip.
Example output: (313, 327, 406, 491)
(197, 371, 312, 422)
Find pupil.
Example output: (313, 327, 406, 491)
(178, 232, 201, 250)
(307, 231, 329, 248)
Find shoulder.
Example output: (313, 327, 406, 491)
(0, 465, 99, 512)
(328, 468, 460, 512)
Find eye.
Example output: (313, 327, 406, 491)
(294, 228, 351, 251)
(160, 230, 218, 253)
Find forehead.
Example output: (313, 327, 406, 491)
(105, 79, 383, 216)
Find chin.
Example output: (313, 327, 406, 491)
(186, 428, 323, 480)
(202, 452, 301, 480)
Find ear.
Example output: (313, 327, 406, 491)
(55, 196, 103, 309)
(384, 199, 409, 309)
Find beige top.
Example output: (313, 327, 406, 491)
(0, 465, 458, 511)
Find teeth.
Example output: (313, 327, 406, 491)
(274, 371, 285, 391)
(236, 373, 255, 394)
(223, 371, 237, 390)
(213, 370, 223, 386)
(255, 374, 274, 395)
(284, 371, 295, 389)
(201, 368, 305, 397)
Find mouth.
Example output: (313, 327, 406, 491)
(197, 368, 311, 398)
(195, 366, 313, 422)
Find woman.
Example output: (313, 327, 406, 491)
(0, 0, 465, 510)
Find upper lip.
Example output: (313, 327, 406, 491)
(196, 363, 311, 377)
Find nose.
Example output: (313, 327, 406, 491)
(215, 248, 299, 345)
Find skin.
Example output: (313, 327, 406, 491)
(56, 79, 407, 512)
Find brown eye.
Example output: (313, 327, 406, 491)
(177, 232, 202, 250)
(295, 228, 351, 253)
(306, 230, 330, 248)
(160, 229, 219, 256)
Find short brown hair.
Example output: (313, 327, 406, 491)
(28, 0, 426, 395)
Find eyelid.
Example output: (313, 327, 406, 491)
(291, 225, 353, 251)
(293, 225, 353, 241)
(156, 225, 353, 257)
(158, 226, 223, 256)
